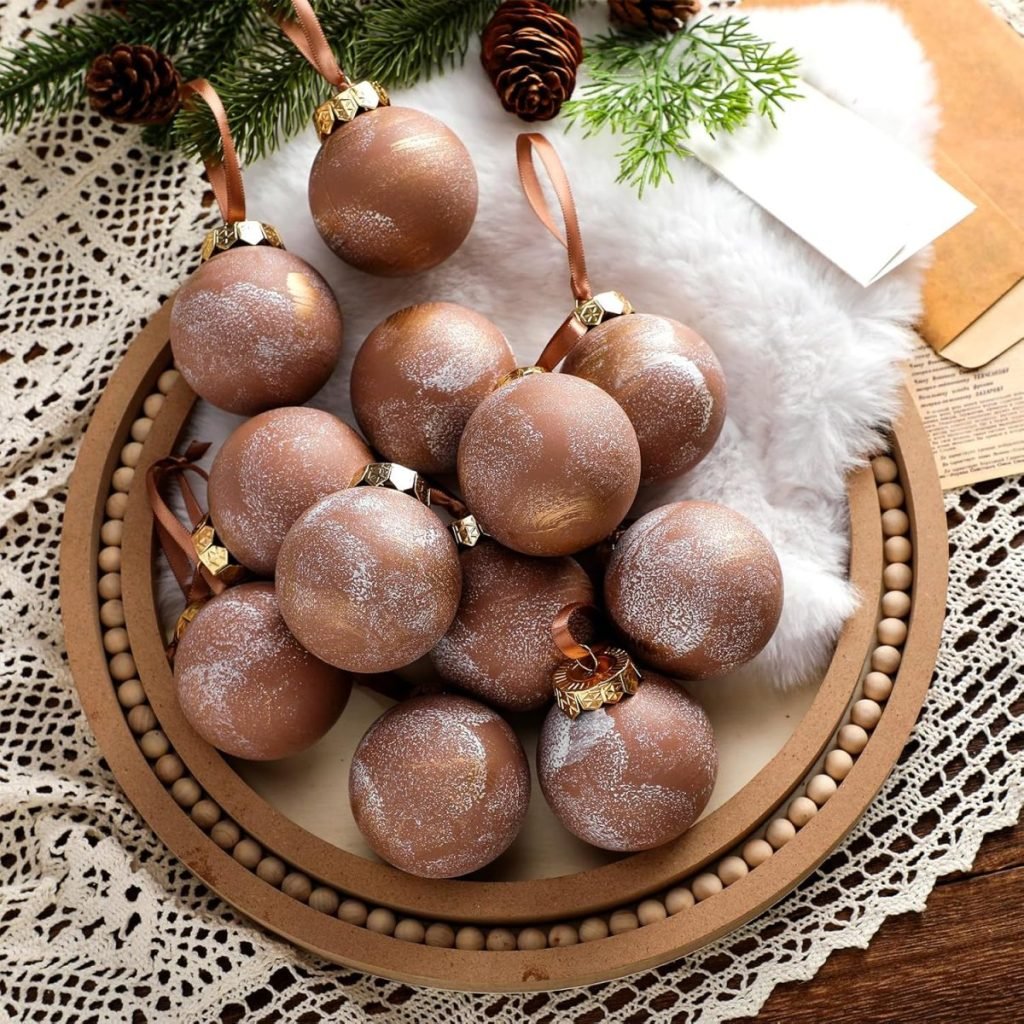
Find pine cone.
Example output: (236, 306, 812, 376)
(481, 0, 584, 123)
(609, 0, 703, 34)
(85, 43, 181, 125)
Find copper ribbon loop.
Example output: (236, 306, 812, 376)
(276, 0, 350, 87)
(426, 485, 469, 520)
(145, 441, 225, 604)
(180, 79, 246, 224)
(551, 601, 600, 663)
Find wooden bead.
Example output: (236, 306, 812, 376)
(883, 563, 913, 591)
(366, 908, 396, 935)
(788, 796, 818, 827)
(665, 887, 696, 914)
(637, 899, 667, 925)
(210, 820, 241, 850)
(517, 927, 547, 950)
(692, 873, 724, 901)
(138, 729, 169, 759)
(100, 599, 125, 628)
(154, 753, 184, 785)
(876, 482, 904, 510)
(838, 723, 870, 754)
(98, 573, 122, 600)
(309, 887, 340, 915)
(872, 455, 898, 483)
(807, 773, 839, 804)
(609, 909, 639, 934)
(109, 652, 137, 681)
(395, 918, 426, 944)
(112, 466, 135, 493)
(126, 703, 156, 734)
(116, 679, 145, 708)
(100, 520, 124, 546)
(121, 441, 144, 467)
(871, 645, 902, 674)
(170, 777, 201, 809)
(425, 923, 456, 948)
(157, 369, 180, 394)
(824, 749, 855, 781)
(191, 799, 221, 830)
(742, 838, 774, 868)
(105, 492, 129, 520)
(130, 417, 152, 442)
(881, 589, 912, 617)
(233, 838, 263, 869)
(256, 856, 286, 887)
(143, 393, 164, 418)
(881, 508, 910, 537)
(877, 617, 908, 647)
(338, 899, 368, 926)
(455, 926, 486, 951)
(579, 917, 609, 942)
(717, 856, 749, 886)
(98, 545, 122, 572)
(548, 924, 579, 947)
(103, 627, 130, 654)
(766, 818, 797, 849)
(281, 872, 311, 902)
(863, 671, 894, 702)
(851, 698, 883, 730)
(884, 536, 912, 563)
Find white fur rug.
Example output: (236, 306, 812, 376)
(183, 2, 933, 690)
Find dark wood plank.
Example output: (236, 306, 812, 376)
(942, 817, 1024, 880)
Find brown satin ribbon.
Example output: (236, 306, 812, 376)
(551, 601, 600, 663)
(275, 0, 349, 87)
(181, 79, 246, 224)
(425, 485, 468, 520)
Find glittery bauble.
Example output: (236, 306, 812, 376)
(276, 487, 461, 673)
(457, 373, 642, 557)
(308, 106, 478, 277)
(538, 671, 717, 851)
(351, 302, 515, 474)
(208, 407, 371, 576)
(430, 543, 594, 712)
(169, 246, 343, 415)
(562, 313, 727, 484)
(174, 583, 351, 761)
(605, 501, 784, 679)
(350, 693, 530, 877)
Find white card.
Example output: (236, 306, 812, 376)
(686, 82, 976, 287)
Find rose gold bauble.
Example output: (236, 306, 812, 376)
(430, 542, 594, 712)
(538, 671, 717, 851)
(308, 107, 477, 277)
(605, 501, 784, 679)
(169, 246, 343, 415)
(350, 302, 515, 474)
(208, 407, 371, 576)
(457, 372, 642, 557)
(562, 313, 727, 484)
(174, 583, 351, 761)
(275, 487, 461, 673)
(349, 693, 530, 877)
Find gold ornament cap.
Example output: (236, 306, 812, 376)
(200, 220, 285, 263)
(351, 461, 431, 505)
(174, 599, 206, 641)
(494, 365, 549, 391)
(192, 515, 246, 584)
(450, 514, 487, 548)
(314, 80, 390, 141)
(574, 290, 634, 328)
(553, 646, 641, 719)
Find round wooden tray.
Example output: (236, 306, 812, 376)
(62, 299, 947, 991)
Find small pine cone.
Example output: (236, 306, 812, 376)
(481, 0, 584, 123)
(85, 43, 181, 125)
(609, 0, 703, 34)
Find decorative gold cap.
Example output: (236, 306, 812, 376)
(200, 220, 284, 263)
(192, 516, 246, 584)
(574, 290, 633, 328)
(351, 462, 431, 505)
(494, 365, 549, 391)
(553, 646, 641, 719)
(314, 80, 390, 141)
(450, 514, 486, 548)
(174, 600, 206, 641)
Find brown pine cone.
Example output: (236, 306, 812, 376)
(85, 43, 181, 125)
(481, 0, 584, 123)
(609, 0, 703, 34)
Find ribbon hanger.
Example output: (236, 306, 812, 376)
(274, 0, 350, 87)
(180, 79, 246, 224)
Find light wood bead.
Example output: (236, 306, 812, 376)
(824, 748, 855, 781)
(309, 887, 340, 915)
(143, 393, 164, 418)
(882, 589, 912, 617)
(871, 645, 902, 674)
(105, 492, 129, 520)
(872, 455, 898, 483)
(170, 777, 201, 809)
(395, 918, 426, 944)
(881, 508, 910, 537)
(121, 441, 144, 467)
(158, 369, 180, 394)
(338, 899, 368, 926)
(100, 600, 125, 628)
(98, 573, 122, 600)
(851, 698, 883, 730)
(486, 928, 517, 951)
(742, 838, 774, 868)
(211, 820, 241, 851)
(766, 818, 797, 849)
(233, 838, 263, 869)
(256, 856, 286, 887)
(637, 899, 667, 925)
(609, 909, 639, 934)
(692, 873, 724, 902)
(138, 730, 169, 760)
(425, 923, 456, 948)
(100, 520, 124, 547)
(455, 926, 486, 951)
(111, 466, 135, 493)
(126, 703, 156, 734)
(863, 671, 894, 702)
(109, 652, 137, 681)
(548, 924, 579, 947)
(717, 856, 749, 886)
(117, 679, 145, 708)
(838, 723, 870, 754)
(876, 482, 904, 510)
(281, 872, 311, 902)
(665, 887, 696, 914)
(579, 917, 610, 942)
(367, 908, 396, 935)
(154, 753, 184, 785)
(884, 536, 912, 563)
(191, 799, 221, 830)
(807, 773, 839, 804)
(103, 627, 130, 654)
(517, 927, 547, 950)
(98, 545, 122, 572)
(130, 417, 152, 442)
(877, 618, 908, 647)
(788, 796, 818, 827)
(883, 562, 913, 591)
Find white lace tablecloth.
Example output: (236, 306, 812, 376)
(1, 2, 1022, 1021)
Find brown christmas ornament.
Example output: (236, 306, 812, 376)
(563, 313, 727, 483)
(275, 487, 461, 673)
(85, 43, 181, 124)
(174, 583, 351, 761)
(538, 671, 717, 851)
(430, 543, 595, 712)
(350, 693, 530, 877)
(481, 0, 584, 122)
(350, 302, 515, 474)
(605, 501, 784, 679)
(279, 0, 477, 276)
(609, 0, 703, 34)
(208, 407, 371, 576)
(458, 371, 641, 557)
